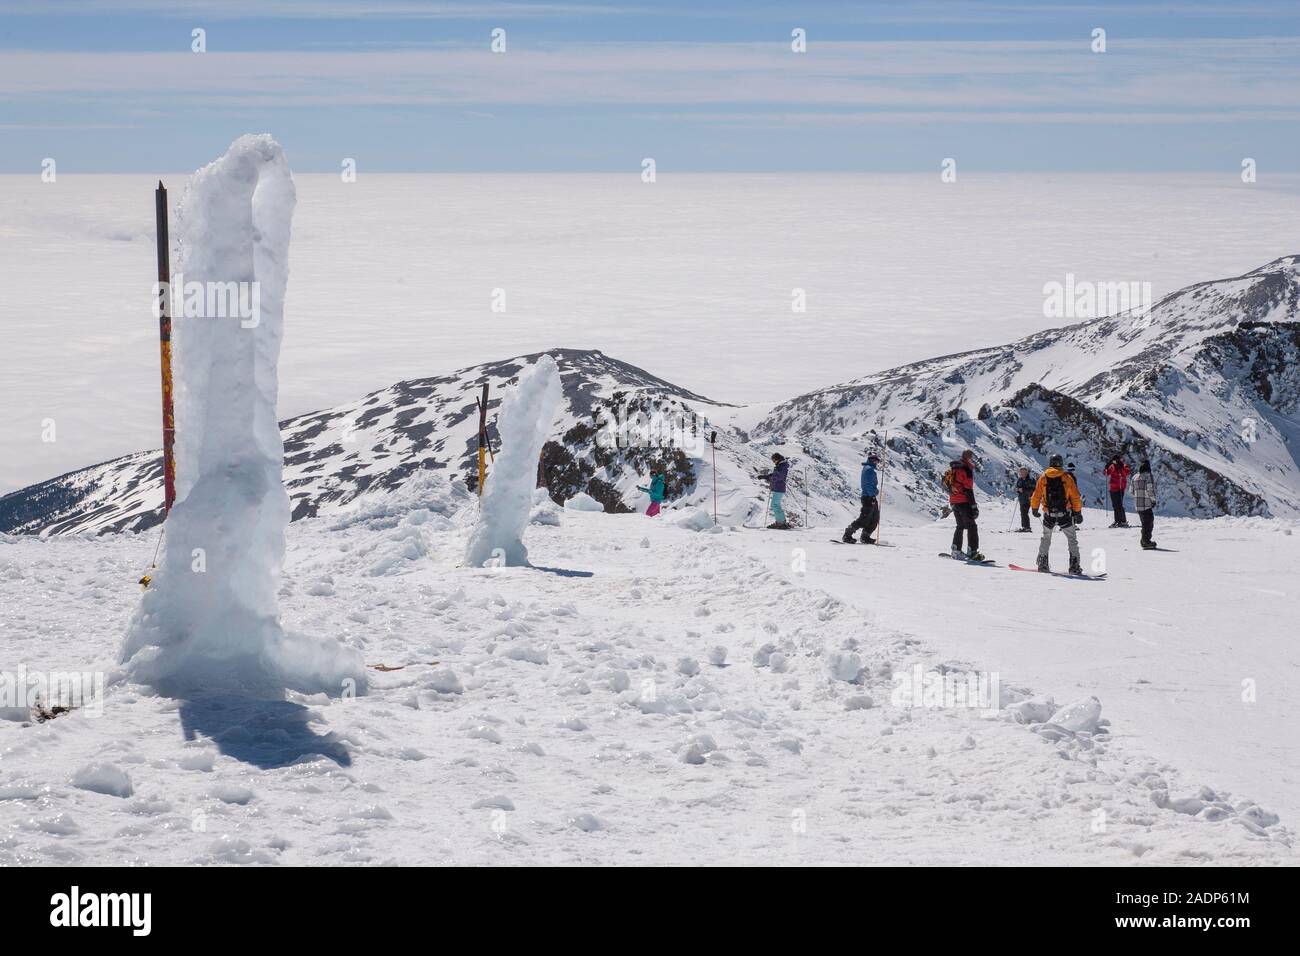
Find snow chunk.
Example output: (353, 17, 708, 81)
(826, 651, 863, 683)
(424, 667, 464, 695)
(674, 507, 715, 531)
(1047, 696, 1103, 733)
(465, 355, 563, 567)
(71, 763, 133, 798)
(563, 492, 604, 512)
(118, 135, 365, 700)
(679, 734, 718, 764)
(211, 783, 255, 805)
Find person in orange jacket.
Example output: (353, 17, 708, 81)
(1030, 454, 1085, 574)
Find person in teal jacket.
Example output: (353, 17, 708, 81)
(637, 471, 667, 517)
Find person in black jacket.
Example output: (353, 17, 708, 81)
(1014, 466, 1036, 532)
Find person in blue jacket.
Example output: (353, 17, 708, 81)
(842, 452, 881, 543)
(758, 453, 792, 529)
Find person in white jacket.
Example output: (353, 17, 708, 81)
(1131, 460, 1157, 550)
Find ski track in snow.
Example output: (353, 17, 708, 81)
(0, 497, 1294, 865)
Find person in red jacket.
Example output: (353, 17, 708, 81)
(945, 449, 985, 561)
(1103, 454, 1132, 528)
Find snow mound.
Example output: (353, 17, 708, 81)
(563, 492, 604, 512)
(118, 135, 366, 699)
(465, 355, 563, 567)
(71, 763, 133, 798)
(674, 507, 717, 531)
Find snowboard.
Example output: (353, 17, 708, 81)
(937, 553, 996, 566)
(1008, 563, 1106, 580)
(830, 539, 895, 547)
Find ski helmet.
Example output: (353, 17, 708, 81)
(1049, 454, 1064, 468)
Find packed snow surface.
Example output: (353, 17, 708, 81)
(0, 490, 1294, 865)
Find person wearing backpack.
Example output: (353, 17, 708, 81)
(945, 449, 985, 561)
(1131, 459, 1157, 549)
(1030, 454, 1085, 574)
(842, 452, 881, 544)
(1104, 454, 1131, 527)
(757, 453, 792, 529)
(636, 470, 667, 517)
(1014, 466, 1036, 532)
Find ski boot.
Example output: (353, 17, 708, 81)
(1141, 540, 1157, 550)
(860, 537, 875, 545)
(1069, 558, 1084, 575)
(966, 548, 986, 562)
(1036, 555, 1049, 572)
(1107, 522, 1119, 528)
(950, 545, 965, 560)
(841, 530, 855, 544)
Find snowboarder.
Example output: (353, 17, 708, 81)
(944, 449, 984, 560)
(1014, 466, 1036, 532)
(758, 453, 792, 529)
(1132, 459, 1157, 549)
(842, 452, 881, 543)
(637, 470, 667, 517)
(1104, 454, 1131, 527)
(1030, 454, 1084, 574)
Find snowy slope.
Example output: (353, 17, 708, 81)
(0, 349, 738, 535)
(0, 485, 1293, 865)
(4, 257, 1300, 535)
(757, 256, 1300, 518)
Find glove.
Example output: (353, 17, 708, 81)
(1073, 511, 1084, 526)
(1031, 508, 1040, 519)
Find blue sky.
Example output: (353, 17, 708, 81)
(2, 0, 1299, 172)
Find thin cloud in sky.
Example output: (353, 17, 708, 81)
(3, 39, 1297, 113)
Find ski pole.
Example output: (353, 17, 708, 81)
(803, 466, 808, 529)
(878, 430, 888, 544)
(709, 430, 718, 525)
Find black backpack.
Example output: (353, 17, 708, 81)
(1044, 474, 1068, 514)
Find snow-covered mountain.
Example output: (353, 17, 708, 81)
(756, 255, 1300, 518)
(0, 349, 749, 536)
(3, 257, 1299, 535)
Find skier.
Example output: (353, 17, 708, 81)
(944, 449, 984, 560)
(758, 453, 792, 529)
(1131, 459, 1157, 549)
(1104, 454, 1131, 527)
(636, 470, 667, 517)
(1014, 466, 1036, 532)
(1030, 454, 1084, 574)
(841, 452, 881, 543)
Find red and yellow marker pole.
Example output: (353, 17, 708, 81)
(155, 182, 176, 514)
(477, 383, 489, 496)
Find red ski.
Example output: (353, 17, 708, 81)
(1008, 563, 1106, 580)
